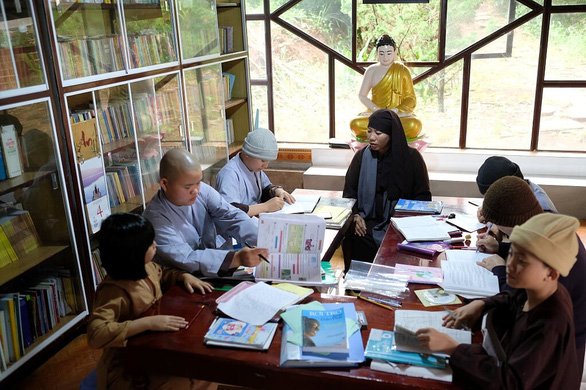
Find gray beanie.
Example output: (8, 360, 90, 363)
(242, 128, 278, 161)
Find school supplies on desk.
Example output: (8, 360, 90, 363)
(393, 198, 443, 215)
(414, 288, 461, 307)
(390, 216, 455, 242)
(394, 264, 443, 284)
(255, 213, 325, 285)
(446, 215, 486, 232)
(439, 260, 500, 298)
(343, 261, 408, 296)
(311, 197, 356, 229)
(370, 360, 453, 383)
(396, 240, 451, 256)
(204, 318, 278, 350)
(274, 194, 321, 214)
(365, 329, 447, 368)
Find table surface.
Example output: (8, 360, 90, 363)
(124, 196, 484, 389)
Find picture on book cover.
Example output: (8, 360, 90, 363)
(301, 308, 348, 353)
(80, 156, 111, 233)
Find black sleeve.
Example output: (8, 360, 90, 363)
(261, 184, 278, 202)
(343, 149, 363, 199)
(409, 149, 432, 201)
(498, 241, 511, 259)
(230, 202, 250, 214)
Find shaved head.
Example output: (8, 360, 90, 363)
(159, 148, 201, 182)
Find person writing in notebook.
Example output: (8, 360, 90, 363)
(415, 213, 581, 388)
(475, 176, 586, 373)
(143, 148, 267, 277)
(215, 128, 295, 216)
(87, 213, 215, 390)
(342, 109, 430, 271)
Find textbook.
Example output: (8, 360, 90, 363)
(255, 213, 326, 285)
(204, 318, 278, 350)
(394, 264, 443, 284)
(390, 216, 454, 242)
(394, 198, 443, 215)
(311, 197, 355, 229)
(280, 302, 365, 367)
(365, 329, 447, 368)
(301, 308, 348, 353)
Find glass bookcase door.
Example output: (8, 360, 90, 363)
(130, 73, 185, 202)
(176, 0, 220, 61)
(122, 0, 177, 69)
(183, 64, 228, 184)
(0, 99, 87, 373)
(0, 0, 46, 96)
(49, 0, 126, 83)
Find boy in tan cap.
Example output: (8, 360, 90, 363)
(415, 213, 580, 388)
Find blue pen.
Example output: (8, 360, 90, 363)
(477, 222, 493, 253)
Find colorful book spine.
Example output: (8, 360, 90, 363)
(1, 125, 22, 178)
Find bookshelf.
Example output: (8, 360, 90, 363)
(0, 0, 253, 382)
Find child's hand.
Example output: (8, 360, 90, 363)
(276, 188, 295, 204)
(180, 273, 213, 294)
(477, 254, 505, 271)
(416, 328, 459, 355)
(149, 315, 188, 331)
(477, 206, 486, 224)
(232, 246, 267, 268)
(264, 197, 285, 212)
(476, 232, 499, 253)
(442, 300, 485, 329)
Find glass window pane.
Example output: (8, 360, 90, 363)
(248, 21, 267, 79)
(356, 1, 440, 62)
(545, 13, 586, 80)
(280, 0, 351, 58)
(271, 23, 328, 143)
(540, 88, 586, 151)
(0, 0, 45, 92)
(245, 0, 263, 14)
(124, 0, 177, 69)
(416, 62, 463, 148)
(183, 65, 227, 184)
(446, 0, 531, 58)
(466, 17, 541, 150)
(335, 60, 365, 139)
(553, 0, 586, 4)
(50, 0, 125, 80)
(251, 85, 269, 129)
(177, 0, 220, 60)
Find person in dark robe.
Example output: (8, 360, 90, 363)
(342, 109, 431, 271)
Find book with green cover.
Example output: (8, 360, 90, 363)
(365, 329, 446, 368)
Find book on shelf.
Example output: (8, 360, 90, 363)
(222, 72, 235, 101)
(0, 296, 18, 362)
(0, 142, 7, 181)
(225, 119, 235, 145)
(0, 209, 41, 258)
(390, 215, 455, 242)
(1, 124, 23, 179)
(396, 239, 451, 256)
(218, 26, 234, 53)
(80, 156, 111, 234)
(204, 318, 278, 350)
(0, 310, 8, 370)
(254, 213, 326, 285)
(365, 329, 447, 368)
(280, 302, 365, 368)
(0, 225, 19, 268)
(301, 307, 349, 353)
(393, 198, 443, 215)
(394, 264, 443, 284)
(71, 117, 100, 163)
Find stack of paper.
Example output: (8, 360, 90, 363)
(274, 194, 321, 214)
(365, 329, 446, 368)
(216, 282, 300, 325)
(391, 216, 455, 242)
(439, 250, 500, 298)
(279, 302, 365, 367)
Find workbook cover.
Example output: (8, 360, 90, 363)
(394, 199, 443, 215)
(204, 318, 277, 350)
(301, 308, 348, 353)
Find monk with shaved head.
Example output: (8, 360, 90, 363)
(143, 148, 265, 277)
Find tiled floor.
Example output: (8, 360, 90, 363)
(13, 222, 586, 389)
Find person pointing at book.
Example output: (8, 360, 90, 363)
(342, 109, 430, 271)
(143, 148, 267, 277)
(415, 213, 581, 388)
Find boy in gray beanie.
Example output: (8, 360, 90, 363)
(415, 213, 580, 389)
(216, 128, 295, 216)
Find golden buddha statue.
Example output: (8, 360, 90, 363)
(350, 35, 422, 141)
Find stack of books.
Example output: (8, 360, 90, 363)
(393, 198, 443, 215)
(0, 209, 41, 269)
(311, 197, 355, 229)
(279, 301, 365, 367)
(204, 318, 278, 350)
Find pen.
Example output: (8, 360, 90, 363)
(358, 296, 395, 311)
(443, 237, 464, 244)
(449, 245, 476, 250)
(443, 305, 470, 331)
(468, 201, 480, 207)
(244, 241, 270, 264)
(186, 304, 206, 329)
(476, 222, 493, 253)
(362, 295, 402, 308)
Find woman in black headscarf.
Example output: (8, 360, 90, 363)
(342, 109, 431, 271)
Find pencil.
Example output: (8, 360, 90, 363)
(358, 296, 395, 311)
(186, 304, 206, 329)
(244, 241, 270, 264)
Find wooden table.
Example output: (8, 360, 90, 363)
(124, 197, 483, 389)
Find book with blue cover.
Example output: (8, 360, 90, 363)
(301, 308, 348, 353)
(394, 199, 443, 214)
(365, 329, 446, 368)
(204, 318, 278, 350)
